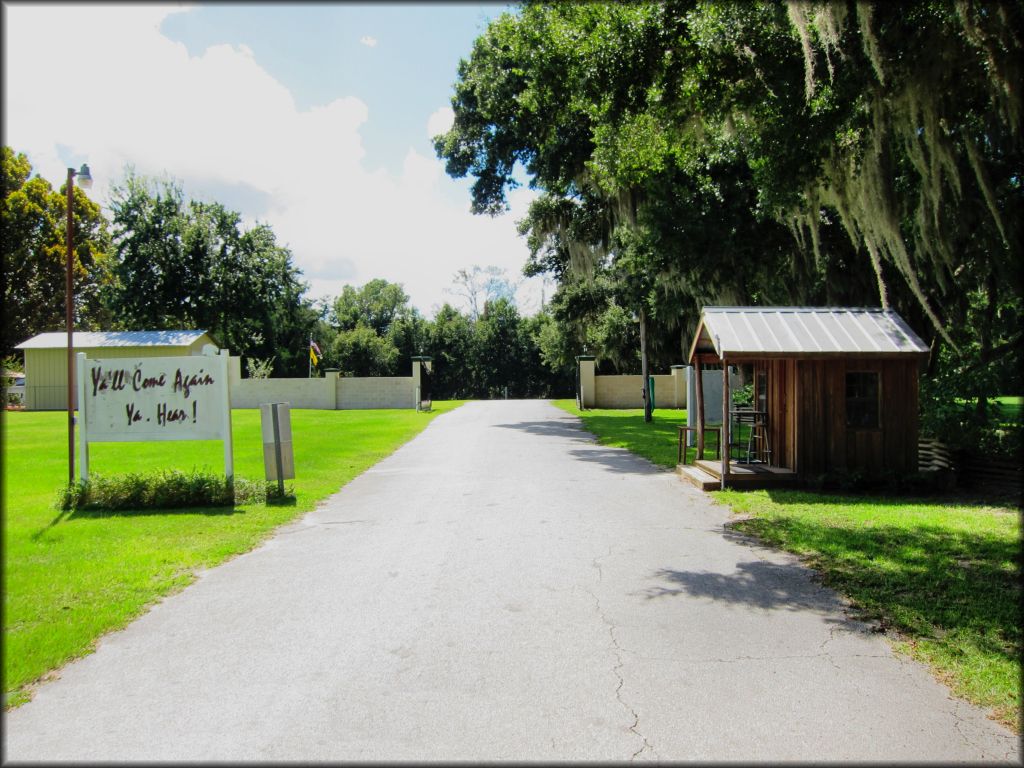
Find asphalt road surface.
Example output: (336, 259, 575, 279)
(4, 401, 1019, 761)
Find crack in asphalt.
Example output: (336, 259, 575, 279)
(818, 625, 843, 672)
(581, 585, 658, 761)
(948, 702, 998, 760)
(318, 519, 370, 525)
(592, 546, 612, 584)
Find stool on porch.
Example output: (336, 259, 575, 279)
(729, 408, 773, 465)
(745, 415, 771, 464)
(677, 425, 722, 464)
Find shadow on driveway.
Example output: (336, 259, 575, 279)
(567, 447, 663, 475)
(494, 419, 664, 476)
(642, 559, 845, 615)
(493, 419, 594, 441)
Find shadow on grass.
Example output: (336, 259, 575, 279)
(266, 494, 297, 507)
(765, 488, 1020, 510)
(66, 504, 246, 519)
(730, 513, 1021, 661)
(29, 508, 72, 541)
(30, 502, 245, 538)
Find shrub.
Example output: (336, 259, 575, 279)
(57, 470, 292, 511)
(919, 378, 1022, 459)
(804, 468, 945, 496)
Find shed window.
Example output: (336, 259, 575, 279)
(846, 372, 879, 429)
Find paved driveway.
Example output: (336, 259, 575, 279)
(4, 401, 1018, 761)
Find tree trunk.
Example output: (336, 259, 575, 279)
(975, 269, 998, 420)
(640, 305, 651, 422)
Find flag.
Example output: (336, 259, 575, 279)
(309, 340, 320, 366)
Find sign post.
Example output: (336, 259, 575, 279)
(76, 348, 234, 484)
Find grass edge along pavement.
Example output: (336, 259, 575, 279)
(553, 399, 1021, 733)
(3, 402, 464, 709)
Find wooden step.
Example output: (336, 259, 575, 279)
(676, 463, 719, 491)
(693, 459, 799, 489)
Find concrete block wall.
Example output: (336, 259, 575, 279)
(231, 363, 418, 410)
(336, 376, 415, 409)
(577, 358, 687, 410)
(231, 377, 335, 409)
(593, 374, 678, 409)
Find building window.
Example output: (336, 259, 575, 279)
(846, 371, 880, 429)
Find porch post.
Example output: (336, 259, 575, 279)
(721, 354, 730, 489)
(695, 356, 705, 459)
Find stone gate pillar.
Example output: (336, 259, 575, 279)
(670, 365, 687, 409)
(411, 356, 433, 409)
(575, 355, 596, 408)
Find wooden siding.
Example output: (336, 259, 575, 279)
(24, 336, 213, 410)
(788, 358, 919, 478)
(765, 359, 797, 470)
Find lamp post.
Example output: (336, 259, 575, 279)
(66, 163, 92, 485)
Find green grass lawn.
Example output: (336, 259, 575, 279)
(554, 399, 1022, 731)
(2, 402, 462, 707)
(954, 395, 1023, 426)
(992, 395, 1023, 425)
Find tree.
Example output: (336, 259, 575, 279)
(428, 303, 475, 398)
(386, 312, 430, 376)
(2, 146, 112, 357)
(434, 3, 803, 420)
(331, 278, 414, 336)
(436, 1, 1022, 431)
(322, 278, 425, 376)
(471, 297, 555, 398)
(330, 326, 399, 377)
(522, 308, 575, 396)
(107, 170, 317, 375)
(447, 265, 519, 319)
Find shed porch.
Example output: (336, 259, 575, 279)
(677, 459, 798, 491)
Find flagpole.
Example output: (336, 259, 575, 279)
(308, 334, 312, 378)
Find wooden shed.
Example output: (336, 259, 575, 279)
(683, 307, 929, 489)
(15, 330, 215, 411)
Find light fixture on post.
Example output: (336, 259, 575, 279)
(66, 162, 92, 485)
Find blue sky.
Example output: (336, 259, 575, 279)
(4, 2, 544, 316)
(161, 3, 502, 180)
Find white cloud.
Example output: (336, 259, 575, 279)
(359, 35, 377, 47)
(4, 4, 537, 318)
(426, 106, 454, 139)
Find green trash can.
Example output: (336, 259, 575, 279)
(648, 375, 655, 413)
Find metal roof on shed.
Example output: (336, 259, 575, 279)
(16, 330, 210, 350)
(688, 307, 929, 360)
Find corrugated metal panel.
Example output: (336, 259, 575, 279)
(701, 307, 929, 356)
(15, 330, 210, 349)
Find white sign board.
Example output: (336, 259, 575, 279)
(76, 349, 233, 482)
